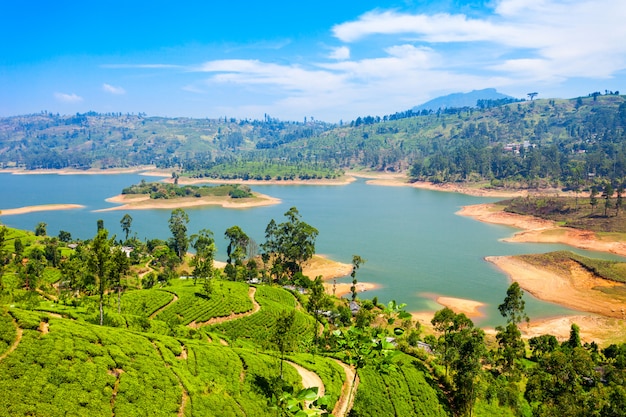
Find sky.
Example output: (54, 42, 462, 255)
(1, 0, 625, 122)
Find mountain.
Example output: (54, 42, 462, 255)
(412, 88, 517, 112)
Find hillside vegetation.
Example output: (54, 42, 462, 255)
(2, 93, 626, 191)
(2, 205, 626, 416)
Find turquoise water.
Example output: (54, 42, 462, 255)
(1, 172, 622, 325)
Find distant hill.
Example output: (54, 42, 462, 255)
(412, 88, 517, 112)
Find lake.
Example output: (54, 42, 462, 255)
(0, 172, 620, 326)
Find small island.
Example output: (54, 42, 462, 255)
(100, 180, 281, 211)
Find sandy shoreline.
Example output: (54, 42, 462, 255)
(486, 255, 626, 345)
(410, 295, 486, 330)
(487, 256, 626, 319)
(458, 203, 626, 257)
(458, 201, 626, 344)
(0, 204, 85, 216)
(96, 192, 281, 212)
(0, 166, 154, 176)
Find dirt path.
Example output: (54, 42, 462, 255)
(0, 318, 23, 361)
(332, 359, 359, 417)
(286, 361, 325, 398)
(149, 292, 179, 319)
(189, 287, 260, 327)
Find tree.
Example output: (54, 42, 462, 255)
(168, 208, 189, 260)
(616, 183, 624, 215)
(224, 225, 249, 280)
(496, 282, 528, 378)
(87, 229, 115, 325)
(58, 230, 72, 243)
(261, 207, 318, 280)
(43, 238, 61, 268)
(590, 186, 599, 213)
(307, 275, 332, 346)
(35, 222, 47, 236)
(120, 213, 133, 241)
(0, 226, 7, 291)
(498, 282, 529, 326)
(567, 323, 581, 349)
(350, 255, 365, 301)
(13, 238, 23, 261)
(109, 245, 130, 313)
(332, 325, 400, 409)
(271, 310, 296, 379)
(190, 229, 216, 295)
(432, 307, 457, 376)
(603, 183, 614, 217)
(527, 92, 538, 100)
(97, 219, 104, 232)
(451, 326, 486, 417)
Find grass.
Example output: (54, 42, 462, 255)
(155, 279, 253, 325)
(519, 251, 626, 284)
(502, 196, 626, 233)
(350, 353, 448, 417)
(208, 285, 315, 346)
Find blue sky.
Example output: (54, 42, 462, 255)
(1, 0, 625, 122)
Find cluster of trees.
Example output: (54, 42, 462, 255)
(121, 180, 253, 200)
(0, 112, 333, 170)
(3, 205, 626, 416)
(426, 282, 626, 417)
(5, 95, 626, 192)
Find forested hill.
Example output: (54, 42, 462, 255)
(0, 112, 332, 170)
(2, 93, 626, 187)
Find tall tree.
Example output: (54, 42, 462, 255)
(616, 183, 624, 215)
(261, 207, 318, 280)
(271, 309, 296, 379)
(498, 282, 529, 326)
(190, 229, 216, 295)
(35, 222, 47, 236)
(590, 186, 599, 213)
(496, 282, 529, 378)
(0, 226, 7, 291)
(109, 245, 130, 313)
(87, 229, 114, 325)
(603, 183, 614, 217)
(432, 307, 459, 377)
(168, 208, 189, 260)
(350, 255, 365, 301)
(120, 213, 133, 241)
(224, 225, 249, 265)
(306, 275, 332, 346)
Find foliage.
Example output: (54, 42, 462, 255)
(350, 353, 448, 417)
(0, 309, 17, 354)
(209, 285, 314, 346)
(154, 279, 253, 325)
(168, 208, 189, 260)
(122, 180, 252, 200)
(519, 251, 626, 284)
(261, 207, 319, 280)
(119, 289, 174, 317)
(287, 354, 345, 410)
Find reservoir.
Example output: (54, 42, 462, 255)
(0, 172, 620, 326)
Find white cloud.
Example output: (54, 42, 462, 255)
(103, 0, 626, 121)
(54, 92, 83, 103)
(331, 0, 626, 81)
(328, 46, 350, 60)
(102, 83, 126, 95)
(194, 60, 346, 93)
